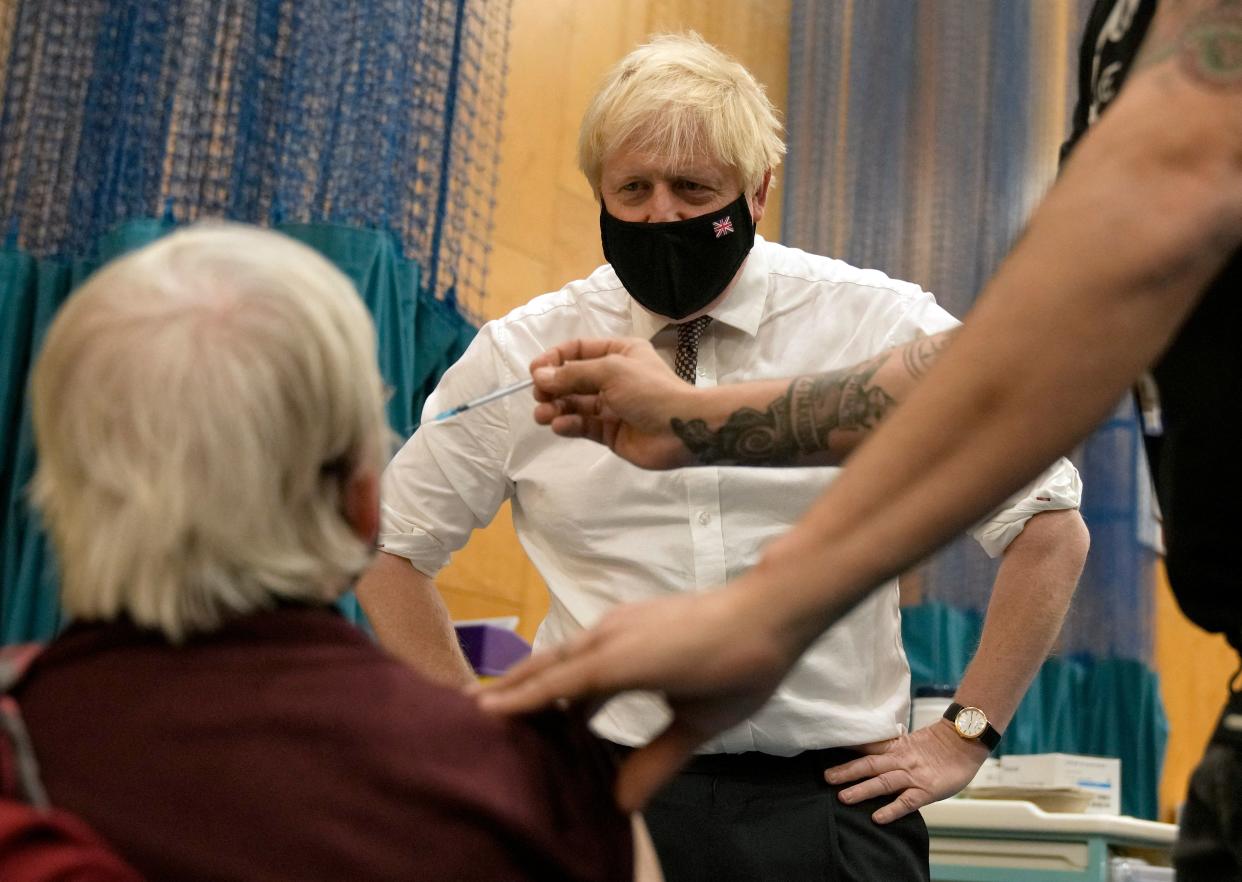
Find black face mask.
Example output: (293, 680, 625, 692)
(600, 192, 756, 320)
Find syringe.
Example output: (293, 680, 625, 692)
(424, 377, 535, 424)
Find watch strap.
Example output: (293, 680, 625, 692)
(943, 701, 1003, 751)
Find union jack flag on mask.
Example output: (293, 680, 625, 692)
(712, 216, 734, 238)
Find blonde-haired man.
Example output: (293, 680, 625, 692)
(361, 34, 1087, 881)
(17, 224, 641, 882)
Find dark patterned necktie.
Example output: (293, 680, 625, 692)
(674, 316, 712, 385)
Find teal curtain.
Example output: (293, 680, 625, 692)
(0, 220, 475, 642)
(903, 603, 1167, 819)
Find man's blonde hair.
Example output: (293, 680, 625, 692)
(578, 32, 785, 196)
(30, 223, 391, 641)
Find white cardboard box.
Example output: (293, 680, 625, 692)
(997, 753, 1121, 815)
(967, 757, 1002, 789)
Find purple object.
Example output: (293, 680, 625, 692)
(454, 624, 532, 677)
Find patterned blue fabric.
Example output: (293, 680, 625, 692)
(784, 0, 1156, 661)
(0, 0, 502, 639)
(786, 1, 1167, 817)
(0, 0, 509, 317)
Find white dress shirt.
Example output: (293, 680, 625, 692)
(380, 237, 1082, 754)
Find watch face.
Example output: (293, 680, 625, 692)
(955, 706, 988, 739)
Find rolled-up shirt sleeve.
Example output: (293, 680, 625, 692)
(968, 457, 1083, 558)
(379, 323, 517, 577)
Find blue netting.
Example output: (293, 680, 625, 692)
(0, 0, 510, 318)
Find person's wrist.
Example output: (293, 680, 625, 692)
(687, 384, 730, 422)
(934, 716, 983, 744)
(659, 382, 715, 433)
(942, 702, 1003, 752)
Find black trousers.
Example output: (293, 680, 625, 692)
(622, 746, 930, 882)
(1175, 678, 1242, 882)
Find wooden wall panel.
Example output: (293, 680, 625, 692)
(1155, 561, 1239, 821)
(436, 0, 791, 642)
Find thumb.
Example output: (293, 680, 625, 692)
(615, 719, 703, 812)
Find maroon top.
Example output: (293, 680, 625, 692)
(15, 606, 632, 882)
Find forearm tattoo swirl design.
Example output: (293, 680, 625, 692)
(670, 330, 957, 466)
(671, 355, 894, 465)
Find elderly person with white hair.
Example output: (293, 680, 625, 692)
(359, 33, 1088, 882)
(14, 224, 649, 882)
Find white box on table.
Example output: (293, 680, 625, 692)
(967, 757, 1001, 789)
(997, 753, 1121, 815)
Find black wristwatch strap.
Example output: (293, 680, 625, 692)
(943, 701, 1003, 751)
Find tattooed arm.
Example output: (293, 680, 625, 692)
(528, 331, 955, 469)
(673, 330, 955, 465)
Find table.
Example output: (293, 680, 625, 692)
(923, 799, 1176, 882)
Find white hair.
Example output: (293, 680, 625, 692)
(578, 32, 786, 196)
(30, 223, 391, 641)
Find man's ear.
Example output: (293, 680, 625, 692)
(343, 465, 380, 544)
(749, 170, 772, 225)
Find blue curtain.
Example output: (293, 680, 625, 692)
(786, 0, 1165, 818)
(0, 0, 509, 640)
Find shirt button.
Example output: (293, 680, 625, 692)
(697, 511, 712, 526)
(697, 366, 707, 378)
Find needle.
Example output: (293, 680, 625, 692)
(424, 377, 535, 423)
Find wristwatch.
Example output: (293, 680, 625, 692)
(943, 702, 1002, 751)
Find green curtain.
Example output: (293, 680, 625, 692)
(903, 602, 1168, 819)
(0, 220, 475, 642)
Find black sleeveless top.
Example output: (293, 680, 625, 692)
(1064, 0, 1242, 651)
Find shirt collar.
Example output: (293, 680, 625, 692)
(627, 235, 770, 340)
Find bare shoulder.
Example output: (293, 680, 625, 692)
(1134, 0, 1242, 92)
(1070, 0, 1242, 248)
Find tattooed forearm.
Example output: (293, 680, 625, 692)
(671, 354, 895, 466)
(672, 400, 800, 465)
(901, 329, 958, 380)
(670, 330, 959, 466)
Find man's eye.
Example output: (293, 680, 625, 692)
(679, 181, 706, 191)
(620, 181, 645, 192)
